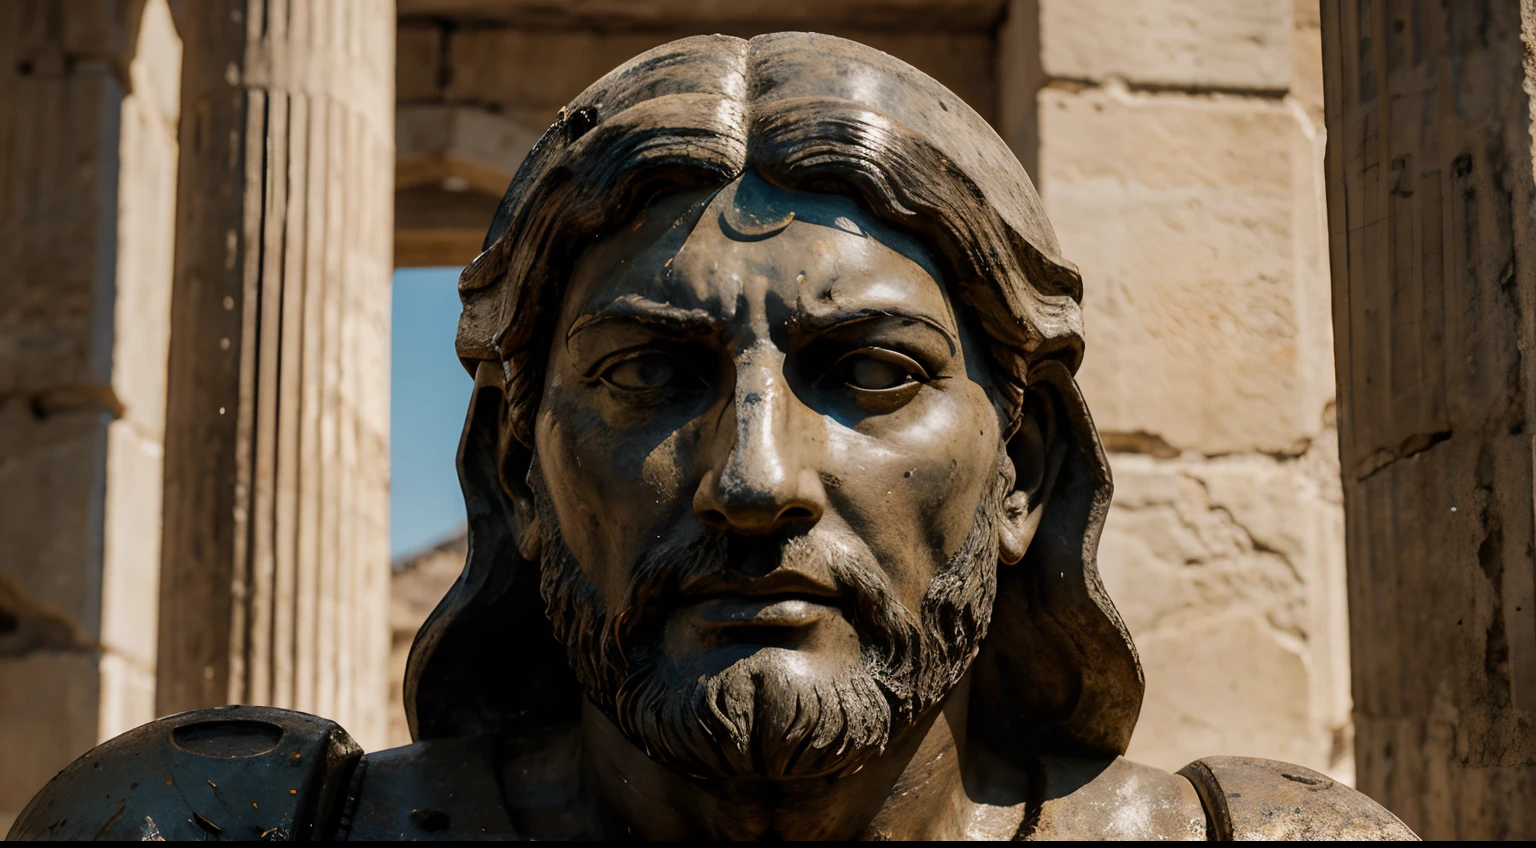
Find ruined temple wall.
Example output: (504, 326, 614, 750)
(1002, 0, 1353, 781)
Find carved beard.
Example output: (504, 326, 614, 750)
(532, 466, 1002, 781)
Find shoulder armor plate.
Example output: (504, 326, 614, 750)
(7, 705, 360, 841)
(1179, 756, 1418, 841)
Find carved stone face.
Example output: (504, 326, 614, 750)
(528, 171, 1027, 779)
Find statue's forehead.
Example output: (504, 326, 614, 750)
(563, 175, 955, 330)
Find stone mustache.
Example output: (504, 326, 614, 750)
(9, 32, 1414, 841)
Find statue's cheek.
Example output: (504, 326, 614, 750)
(819, 388, 998, 587)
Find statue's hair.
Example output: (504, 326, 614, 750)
(456, 33, 1085, 447)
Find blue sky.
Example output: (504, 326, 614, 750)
(390, 267, 473, 557)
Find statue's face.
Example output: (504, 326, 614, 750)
(530, 172, 1013, 779)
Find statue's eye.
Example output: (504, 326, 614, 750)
(600, 353, 697, 392)
(833, 349, 928, 391)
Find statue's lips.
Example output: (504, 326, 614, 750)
(677, 572, 846, 628)
(686, 595, 841, 627)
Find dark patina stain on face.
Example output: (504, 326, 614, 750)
(535, 171, 1005, 665)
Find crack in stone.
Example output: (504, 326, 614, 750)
(0, 575, 99, 656)
(1353, 430, 1454, 481)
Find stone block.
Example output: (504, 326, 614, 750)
(1041, 86, 1332, 454)
(0, 69, 123, 396)
(1127, 614, 1322, 771)
(126, 0, 181, 128)
(1099, 450, 1351, 780)
(112, 67, 178, 440)
(396, 104, 543, 195)
(96, 650, 154, 741)
(445, 28, 995, 122)
(0, 651, 102, 830)
(1098, 453, 1307, 642)
(399, 0, 1007, 30)
(1289, 0, 1325, 130)
(397, 22, 442, 102)
(444, 28, 653, 111)
(99, 421, 162, 667)
(1037, 0, 1293, 91)
(0, 402, 109, 637)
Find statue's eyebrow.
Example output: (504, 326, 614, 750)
(565, 294, 722, 342)
(793, 308, 958, 355)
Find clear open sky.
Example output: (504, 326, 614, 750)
(390, 267, 472, 558)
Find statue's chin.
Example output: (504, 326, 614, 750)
(614, 650, 897, 782)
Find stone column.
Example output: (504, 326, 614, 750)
(0, 0, 181, 828)
(157, 0, 393, 751)
(999, 0, 1355, 781)
(1320, 1, 1536, 838)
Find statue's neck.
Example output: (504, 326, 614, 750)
(573, 675, 1024, 840)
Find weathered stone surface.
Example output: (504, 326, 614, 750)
(111, 12, 179, 441)
(1289, 0, 1325, 129)
(1099, 447, 1352, 781)
(99, 421, 163, 667)
(445, 28, 996, 123)
(400, 0, 1006, 29)
(1321, 0, 1536, 836)
(0, 652, 101, 834)
(0, 66, 120, 397)
(0, 4, 179, 828)
(1037, 0, 1293, 91)
(1042, 85, 1333, 455)
(396, 104, 542, 194)
(96, 650, 154, 741)
(0, 404, 109, 636)
(1134, 615, 1318, 768)
(396, 22, 441, 102)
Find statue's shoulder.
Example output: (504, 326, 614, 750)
(1178, 756, 1418, 841)
(338, 723, 585, 840)
(337, 734, 520, 839)
(1024, 755, 1208, 840)
(7, 705, 360, 841)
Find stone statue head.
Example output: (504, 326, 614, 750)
(405, 32, 1143, 779)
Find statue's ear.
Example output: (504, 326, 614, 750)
(485, 363, 541, 563)
(971, 359, 1140, 762)
(998, 380, 1067, 565)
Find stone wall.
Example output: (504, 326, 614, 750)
(1002, 0, 1353, 780)
(0, 0, 181, 829)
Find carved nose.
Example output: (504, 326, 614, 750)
(694, 355, 825, 535)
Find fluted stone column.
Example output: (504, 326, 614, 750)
(157, 0, 393, 751)
(1320, 0, 1536, 839)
